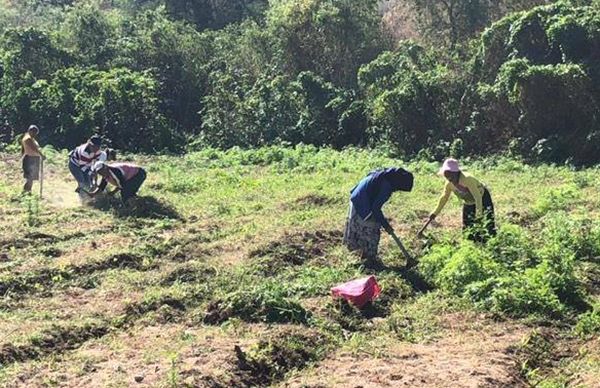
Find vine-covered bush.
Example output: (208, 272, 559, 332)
(30, 68, 178, 152)
(468, 2, 600, 164)
(0, 0, 598, 164)
(358, 43, 463, 158)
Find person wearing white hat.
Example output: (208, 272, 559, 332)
(428, 158, 496, 242)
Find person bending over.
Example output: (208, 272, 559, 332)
(428, 158, 496, 243)
(343, 167, 414, 266)
(89, 161, 147, 204)
(68, 135, 102, 193)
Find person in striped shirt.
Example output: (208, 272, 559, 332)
(68, 136, 102, 193)
(89, 161, 147, 204)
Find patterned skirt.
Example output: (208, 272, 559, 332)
(343, 202, 381, 260)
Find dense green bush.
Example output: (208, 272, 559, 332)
(358, 44, 464, 157)
(469, 2, 600, 164)
(200, 71, 366, 149)
(419, 214, 597, 319)
(30, 67, 178, 152)
(0, 0, 598, 164)
(112, 8, 217, 132)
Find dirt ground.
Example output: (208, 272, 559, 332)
(284, 313, 528, 388)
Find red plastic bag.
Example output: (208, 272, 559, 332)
(331, 275, 381, 308)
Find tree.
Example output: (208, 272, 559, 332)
(409, 0, 493, 47)
(158, 0, 268, 30)
(0, 28, 71, 133)
(114, 8, 217, 133)
(59, 0, 117, 66)
(267, 0, 387, 87)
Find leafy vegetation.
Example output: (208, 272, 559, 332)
(1, 146, 599, 385)
(0, 0, 599, 385)
(0, 0, 598, 164)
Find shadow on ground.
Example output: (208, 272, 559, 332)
(92, 195, 182, 220)
(366, 264, 432, 294)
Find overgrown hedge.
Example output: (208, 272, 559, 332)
(0, 1, 598, 163)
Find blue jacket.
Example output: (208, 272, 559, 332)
(350, 174, 394, 229)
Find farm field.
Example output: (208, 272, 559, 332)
(1, 146, 599, 387)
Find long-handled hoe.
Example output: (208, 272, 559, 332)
(417, 218, 433, 238)
(39, 158, 44, 199)
(387, 229, 416, 268)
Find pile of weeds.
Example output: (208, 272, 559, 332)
(325, 299, 383, 332)
(161, 265, 217, 286)
(119, 288, 202, 328)
(0, 231, 86, 250)
(513, 329, 582, 385)
(0, 252, 150, 297)
(287, 194, 341, 209)
(232, 329, 329, 387)
(203, 283, 310, 325)
(376, 273, 415, 310)
(0, 322, 109, 365)
(92, 195, 183, 220)
(140, 229, 220, 263)
(249, 230, 342, 275)
(40, 246, 62, 258)
(0, 291, 202, 366)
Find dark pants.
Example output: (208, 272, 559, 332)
(69, 161, 92, 190)
(121, 169, 146, 202)
(463, 188, 496, 243)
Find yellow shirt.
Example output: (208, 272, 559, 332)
(21, 133, 42, 157)
(433, 173, 486, 217)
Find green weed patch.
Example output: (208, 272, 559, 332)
(418, 215, 600, 319)
(575, 302, 600, 339)
(203, 283, 310, 325)
(160, 265, 218, 286)
(249, 230, 343, 271)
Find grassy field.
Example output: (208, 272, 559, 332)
(0, 145, 599, 387)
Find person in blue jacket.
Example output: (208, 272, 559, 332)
(343, 167, 414, 265)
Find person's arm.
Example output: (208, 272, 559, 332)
(368, 182, 393, 231)
(90, 178, 109, 196)
(431, 182, 452, 217)
(107, 186, 121, 196)
(463, 176, 484, 218)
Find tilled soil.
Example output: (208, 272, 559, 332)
(283, 314, 530, 388)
